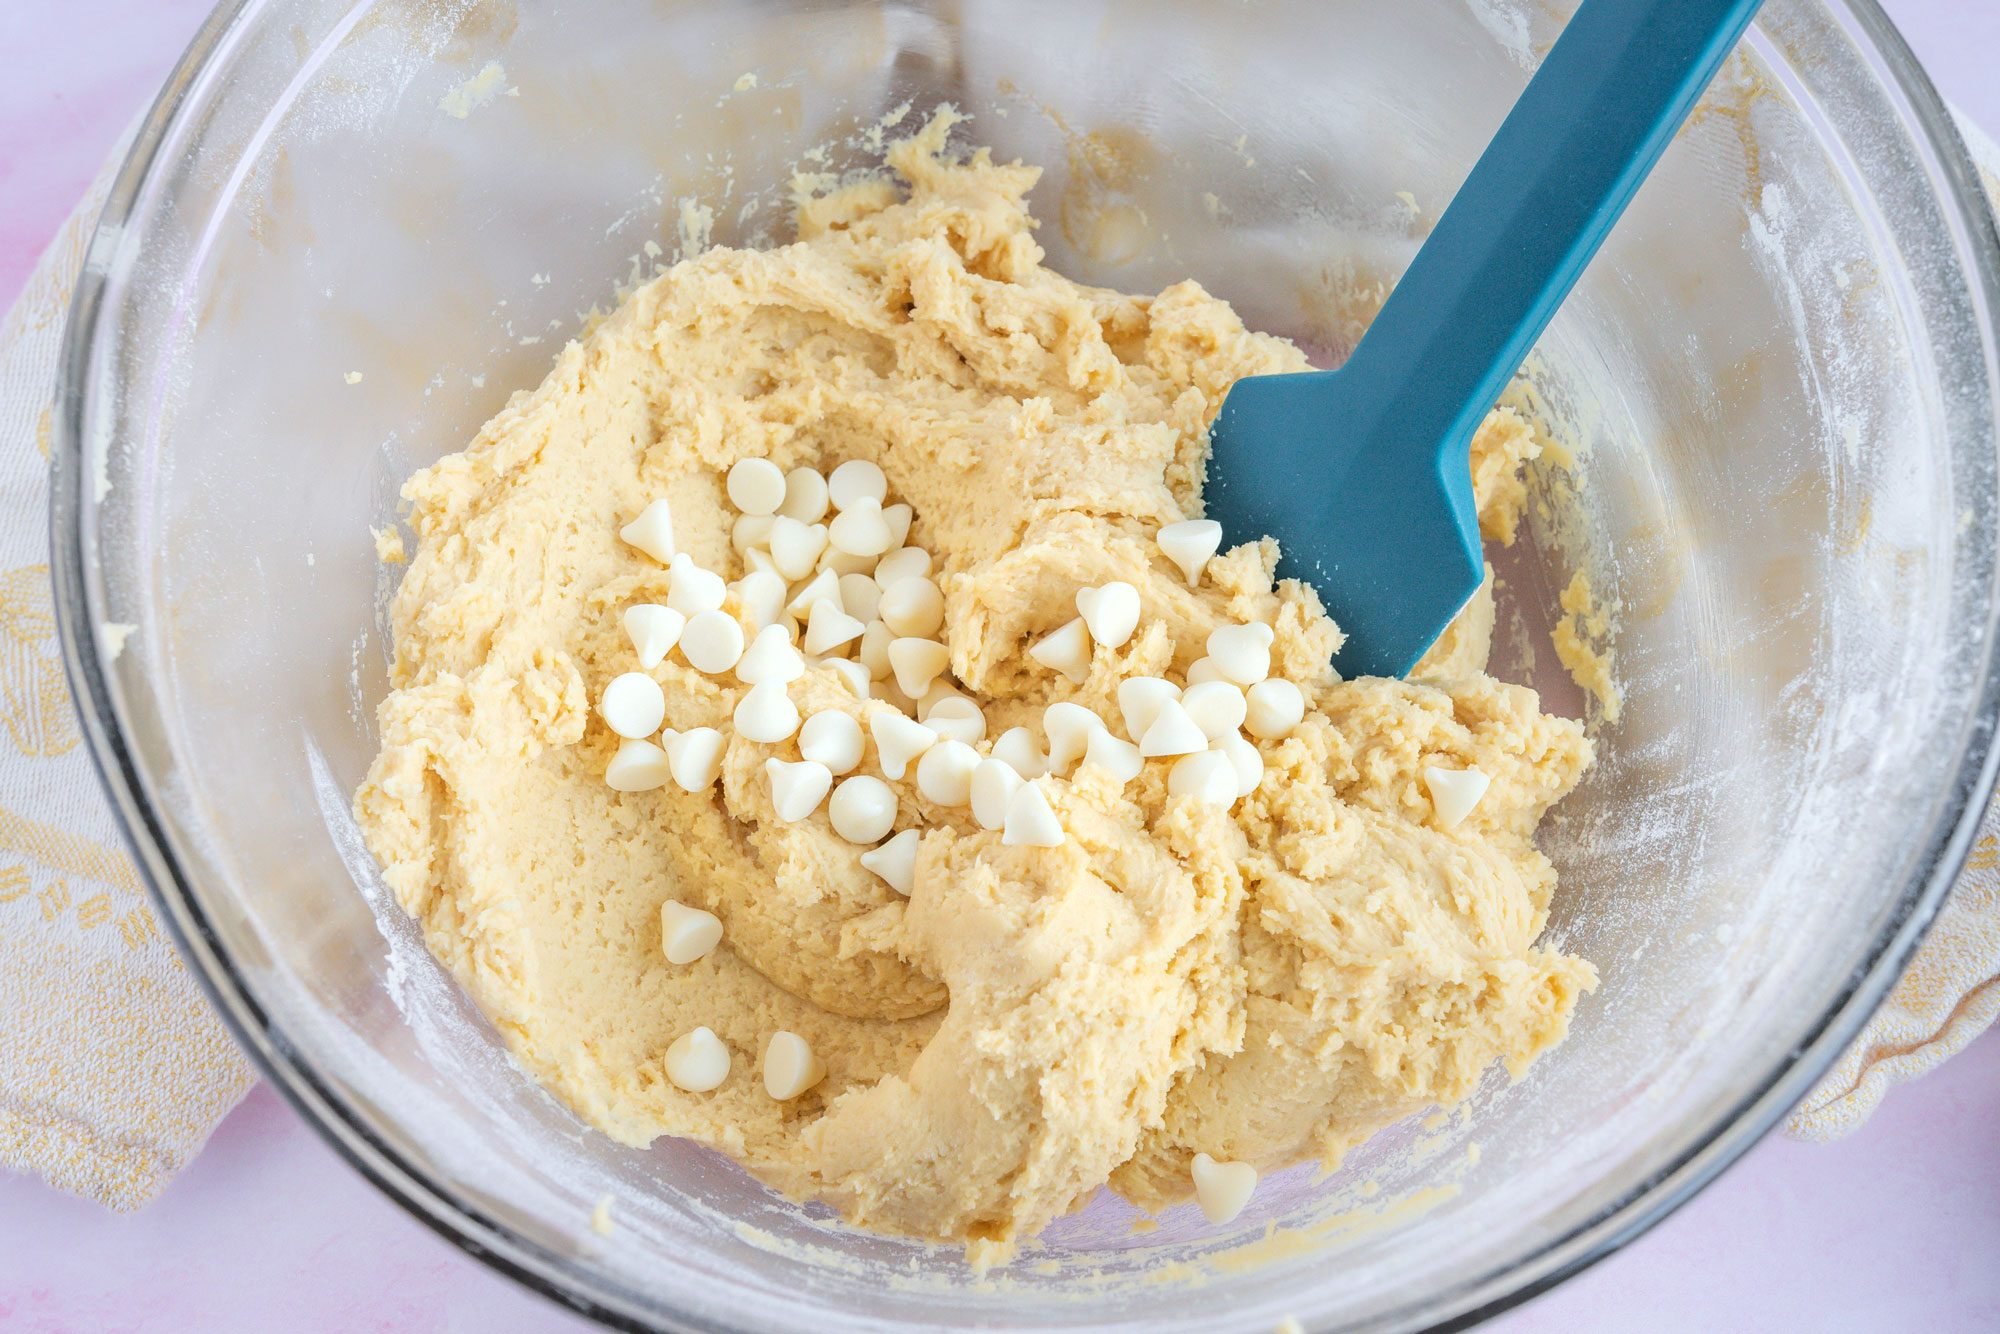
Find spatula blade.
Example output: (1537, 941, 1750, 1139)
(1205, 369, 1484, 680)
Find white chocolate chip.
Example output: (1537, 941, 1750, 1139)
(680, 609, 746, 674)
(726, 457, 787, 515)
(1139, 699, 1208, 758)
(619, 498, 676, 563)
(827, 458, 888, 510)
(665, 726, 727, 791)
(768, 516, 829, 581)
(915, 739, 980, 806)
(828, 496, 894, 558)
(878, 576, 945, 638)
(735, 680, 801, 743)
(1082, 729, 1143, 784)
(1185, 657, 1227, 686)
(736, 624, 806, 686)
(660, 900, 723, 964)
(1117, 676, 1182, 741)
(778, 466, 829, 522)
(870, 709, 937, 780)
(823, 658, 872, 699)
(860, 827, 921, 895)
(784, 568, 843, 621)
(1028, 617, 1092, 684)
(1076, 581, 1141, 649)
(817, 543, 878, 577)
(1422, 765, 1491, 830)
(828, 774, 898, 844)
(766, 756, 832, 821)
(803, 600, 866, 655)
(970, 758, 1024, 831)
(881, 502, 913, 550)
(858, 622, 894, 680)
(731, 570, 788, 630)
(732, 512, 775, 556)
(888, 637, 950, 700)
(990, 726, 1049, 779)
(924, 696, 986, 745)
(745, 547, 780, 577)
(873, 547, 932, 586)
(1168, 750, 1238, 805)
(1206, 623, 1271, 686)
(1220, 734, 1265, 798)
(1181, 680, 1248, 741)
(876, 680, 920, 720)
(606, 738, 671, 792)
(1190, 1153, 1257, 1224)
(623, 604, 684, 670)
(600, 672, 667, 739)
(1043, 701, 1104, 773)
(838, 573, 881, 624)
(664, 1027, 730, 1093)
(1157, 519, 1222, 586)
(798, 710, 864, 774)
(763, 1031, 825, 1101)
(1244, 679, 1306, 740)
(872, 674, 919, 718)
(1002, 780, 1065, 847)
(917, 683, 970, 721)
(667, 553, 727, 617)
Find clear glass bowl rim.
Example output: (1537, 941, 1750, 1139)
(44, 1, 2000, 1329)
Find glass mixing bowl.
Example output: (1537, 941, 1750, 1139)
(49, 0, 2000, 1328)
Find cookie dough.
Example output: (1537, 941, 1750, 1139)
(356, 112, 1594, 1256)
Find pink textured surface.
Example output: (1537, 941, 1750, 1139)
(2, 2, 1997, 1330)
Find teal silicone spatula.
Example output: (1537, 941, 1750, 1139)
(1204, 0, 1764, 679)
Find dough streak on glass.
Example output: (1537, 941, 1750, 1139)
(355, 110, 1595, 1259)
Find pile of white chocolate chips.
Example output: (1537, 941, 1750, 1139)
(594, 455, 1493, 1225)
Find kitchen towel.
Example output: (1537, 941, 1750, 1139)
(0, 125, 255, 1212)
(3, 110, 1998, 1212)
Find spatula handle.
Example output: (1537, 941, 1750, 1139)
(1340, 0, 1765, 480)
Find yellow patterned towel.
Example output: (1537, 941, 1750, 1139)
(0, 132, 254, 1211)
(3, 110, 1997, 1209)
